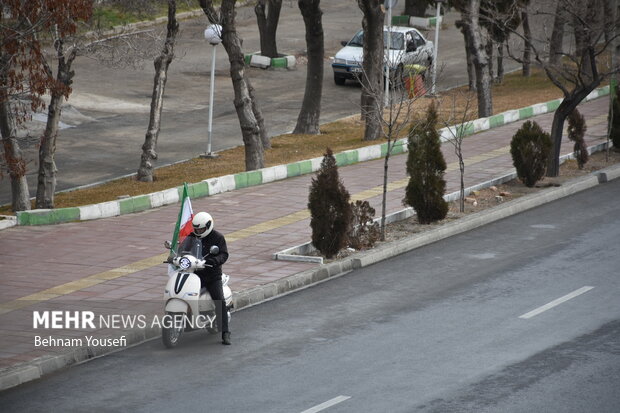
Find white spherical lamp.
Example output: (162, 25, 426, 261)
(204, 25, 222, 45)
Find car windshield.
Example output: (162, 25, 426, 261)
(347, 31, 404, 50)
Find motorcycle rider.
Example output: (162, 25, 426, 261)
(179, 211, 231, 345)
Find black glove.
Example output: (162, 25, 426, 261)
(203, 257, 218, 267)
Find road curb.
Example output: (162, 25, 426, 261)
(10, 88, 611, 227)
(244, 52, 297, 69)
(1, 161, 618, 392)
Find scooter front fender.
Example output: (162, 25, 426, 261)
(165, 298, 189, 313)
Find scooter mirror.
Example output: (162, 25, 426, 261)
(164, 240, 172, 249)
(209, 245, 219, 255)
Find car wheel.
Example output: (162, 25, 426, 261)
(334, 74, 346, 86)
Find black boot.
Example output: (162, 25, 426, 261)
(222, 332, 231, 345)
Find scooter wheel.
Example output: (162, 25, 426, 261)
(162, 312, 184, 348)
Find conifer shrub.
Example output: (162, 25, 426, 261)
(510, 120, 552, 187)
(308, 148, 352, 259)
(567, 109, 588, 169)
(404, 102, 449, 224)
(348, 200, 380, 250)
(611, 86, 620, 150)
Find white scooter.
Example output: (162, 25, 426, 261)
(162, 238, 233, 348)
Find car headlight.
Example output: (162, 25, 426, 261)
(334, 58, 346, 64)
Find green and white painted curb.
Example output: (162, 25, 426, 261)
(392, 15, 442, 28)
(12, 85, 611, 227)
(244, 52, 296, 69)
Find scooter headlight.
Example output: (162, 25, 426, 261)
(178, 257, 191, 270)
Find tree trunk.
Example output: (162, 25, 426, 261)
(293, 0, 323, 135)
(221, 0, 264, 170)
(0, 54, 30, 212)
(486, 37, 494, 80)
(405, 0, 428, 17)
(199, 0, 265, 170)
(36, 40, 77, 208)
(137, 0, 178, 183)
(496, 42, 504, 83)
(549, 0, 567, 65)
(521, 9, 531, 77)
(36, 92, 61, 209)
(255, 0, 282, 58)
(0, 104, 30, 212)
(357, 0, 384, 141)
(548, 86, 599, 176)
(248, 80, 270, 149)
(468, 0, 493, 117)
(457, 18, 477, 91)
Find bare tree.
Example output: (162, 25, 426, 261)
(357, 0, 384, 141)
(1, 0, 95, 211)
(437, 91, 476, 212)
(255, 0, 282, 59)
(137, 0, 179, 183)
(198, 0, 266, 170)
(357, 64, 423, 240)
(293, 0, 323, 135)
(502, 0, 619, 176)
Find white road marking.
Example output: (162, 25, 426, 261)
(519, 286, 595, 319)
(300, 395, 351, 413)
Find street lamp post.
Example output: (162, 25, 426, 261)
(430, 0, 444, 96)
(384, 0, 398, 107)
(201, 24, 222, 159)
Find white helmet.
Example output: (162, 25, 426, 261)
(192, 212, 214, 238)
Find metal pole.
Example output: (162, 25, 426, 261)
(206, 44, 217, 157)
(385, 5, 392, 107)
(430, 1, 441, 96)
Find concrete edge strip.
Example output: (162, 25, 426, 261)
(2, 156, 618, 392)
(13, 86, 611, 227)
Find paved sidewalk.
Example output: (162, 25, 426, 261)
(0, 97, 611, 389)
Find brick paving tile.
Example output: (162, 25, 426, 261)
(0, 97, 610, 377)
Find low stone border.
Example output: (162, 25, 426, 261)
(244, 52, 296, 69)
(392, 15, 443, 28)
(11, 86, 611, 227)
(2, 160, 619, 391)
(0, 216, 16, 230)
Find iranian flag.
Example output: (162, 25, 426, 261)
(170, 183, 194, 253)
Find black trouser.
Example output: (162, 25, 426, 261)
(204, 278, 229, 334)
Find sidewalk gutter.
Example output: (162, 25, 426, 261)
(2, 161, 619, 392)
(9, 86, 611, 227)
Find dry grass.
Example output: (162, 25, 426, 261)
(0, 68, 610, 214)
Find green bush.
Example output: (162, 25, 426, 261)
(510, 120, 552, 187)
(611, 86, 620, 150)
(404, 103, 449, 224)
(348, 200, 380, 250)
(567, 109, 588, 169)
(308, 148, 352, 259)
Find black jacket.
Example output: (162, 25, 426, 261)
(180, 230, 229, 281)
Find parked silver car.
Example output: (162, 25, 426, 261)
(332, 26, 434, 85)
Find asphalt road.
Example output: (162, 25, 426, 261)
(1, 178, 618, 411)
(1, 1, 536, 205)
